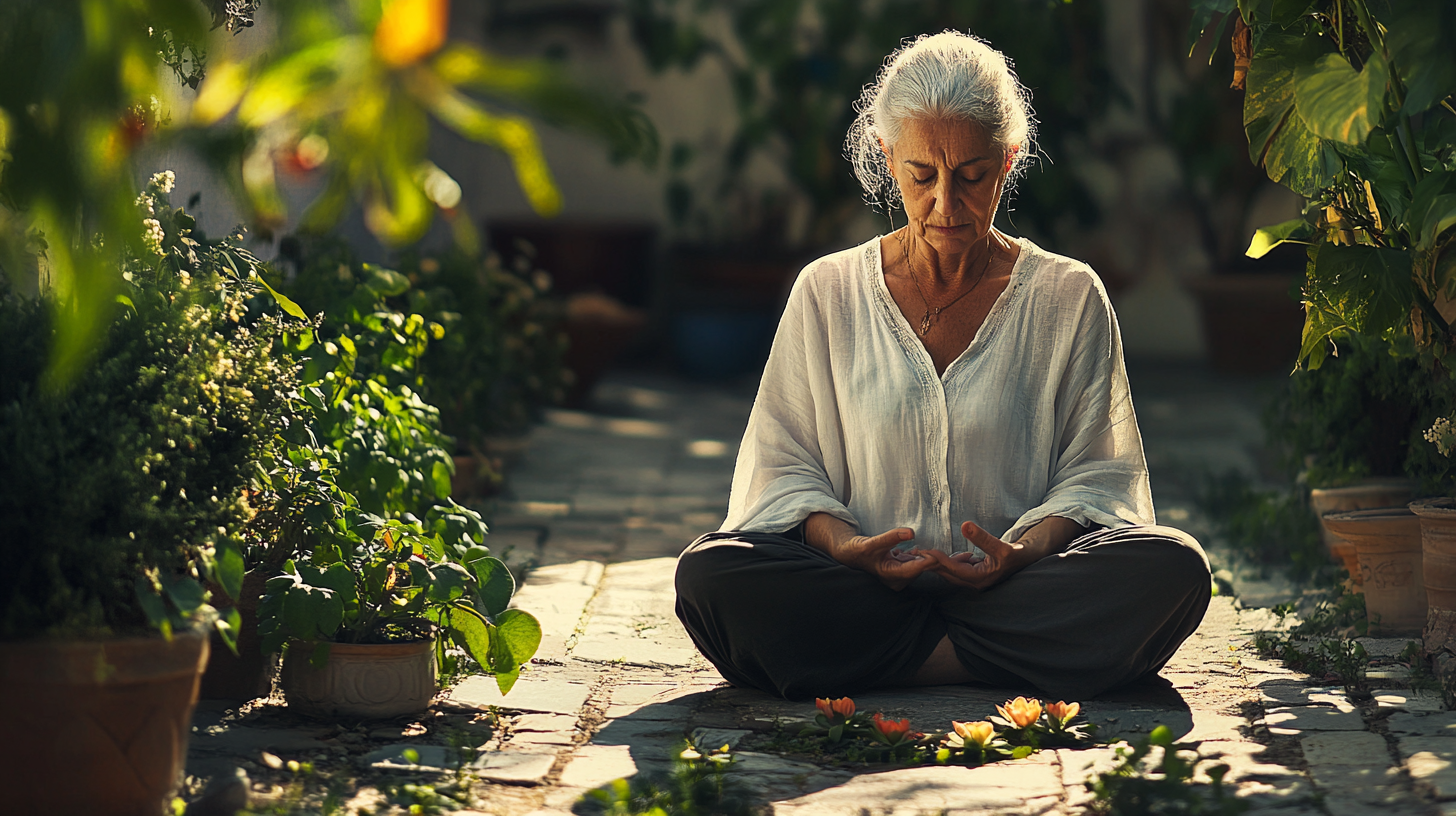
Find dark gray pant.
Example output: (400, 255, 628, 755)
(675, 524, 1211, 701)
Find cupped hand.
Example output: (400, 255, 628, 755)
(914, 521, 1043, 591)
(835, 527, 936, 590)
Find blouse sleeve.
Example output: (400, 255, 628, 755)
(719, 271, 859, 534)
(1002, 278, 1154, 542)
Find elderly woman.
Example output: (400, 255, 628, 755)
(674, 31, 1211, 702)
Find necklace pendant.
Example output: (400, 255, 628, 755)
(919, 312, 932, 335)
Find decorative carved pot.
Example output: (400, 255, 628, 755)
(1410, 498, 1456, 653)
(0, 629, 208, 816)
(281, 639, 436, 719)
(1323, 508, 1426, 635)
(1311, 479, 1418, 581)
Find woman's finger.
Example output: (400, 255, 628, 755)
(960, 521, 1012, 556)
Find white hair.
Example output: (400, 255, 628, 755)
(846, 31, 1037, 212)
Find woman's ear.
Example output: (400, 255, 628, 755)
(1004, 144, 1020, 172)
(879, 137, 893, 172)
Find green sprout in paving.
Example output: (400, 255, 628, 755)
(1086, 725, 1246, 816)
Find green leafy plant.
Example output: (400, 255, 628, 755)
(258, 505, 541, 692)
(1086, 725, 1247, 815)
(0, 173, 305, 643)
(271, 239, 459, 521)
(577, 740, 757, 816)
(1187, 0, 1456, 467)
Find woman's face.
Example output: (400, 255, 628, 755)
(884, 117, 1010, 256)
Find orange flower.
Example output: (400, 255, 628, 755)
(997, 696, 1043, 729)
(1046, 701, 1080, 725)
(952, 720, 996, 748)
(872, 712, 914, 744)
(815, 697, 855, 720)
(374, 0, 450, 67)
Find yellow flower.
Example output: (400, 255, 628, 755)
(374, 0, 450, 68)
(997, 696, 1043, 729)
(952, 720, 996, 747)
(1046, 701, 1080, 726)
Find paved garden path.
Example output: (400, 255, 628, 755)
(185, 367, 1456, 815)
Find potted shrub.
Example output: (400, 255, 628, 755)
(0, 174, 305, 814)
(259, 504, 540, 717)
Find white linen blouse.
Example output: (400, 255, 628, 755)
(719, 234, 1154, 554)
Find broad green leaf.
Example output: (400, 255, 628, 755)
(213, 539, 246, 603)
(447, 604, 492, 668)
(426, 562, 474, 603)
(1267, 0, 1314, 27)
(163, 577, 208, 617)
(469, 555, 516, 616)
(1406, 171, 1456, 251)
(1308, 242, 1415, 338)
(1247, 217, 1314, 258)
(1011, 745, 1035, 760)
(431, 459, 452, 499)
(1265, 112, 1343, 196)
(1294, 51, 1386, 145)
(495, 608, 543, 669)
(1386, 0, 1456, 117)
(309, 641, 332, 670)
(1148, 725, 1174, 746)
(1243, 30, 1340, 193)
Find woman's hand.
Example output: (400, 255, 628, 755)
(804, 513, 935, 590)
(916, 517, 1084, 590)
(835, 528, 936, 590)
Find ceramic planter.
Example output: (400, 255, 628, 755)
(1411, 498, 1456, 653)
(1322, 508, 1426, 635)
(281, 639, 436, 719)
(0, 629, 208, 816)
(200, 569, 275, 701)
(1310, 479, 1418, 580)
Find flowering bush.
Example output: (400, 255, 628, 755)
(0, 172, 307, 641)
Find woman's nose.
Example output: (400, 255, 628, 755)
(933, 177, 958, 216)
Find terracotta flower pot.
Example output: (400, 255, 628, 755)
(0, 629, 208, 816)
(1410, 498, 1456, 653)
(1323, 508, 1427, 635)
(281, 639, 436, 719)
(1310, 479, 1418, 579)
(200, 569, 275, 701)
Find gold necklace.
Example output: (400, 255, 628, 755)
(899, 232, 991, 336)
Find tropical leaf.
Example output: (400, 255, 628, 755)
(1243, 30, 1341, 193)
(1385, 0, 1456, 117)
(1294, 51, 1387, 146)
(1248, 217, 1314, 258)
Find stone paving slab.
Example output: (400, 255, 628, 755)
(508, 560, 604, 662)
(448, 675, 594, 715)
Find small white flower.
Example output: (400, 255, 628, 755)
(142, 218, 165, 255)
(135, 192, 155, 215)
(151, 170, 176, 194)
